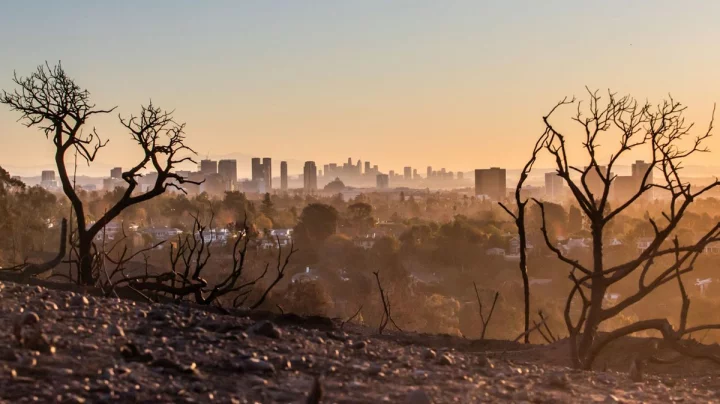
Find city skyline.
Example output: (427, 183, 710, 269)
(3, 2, 720, 175)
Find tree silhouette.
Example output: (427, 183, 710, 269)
(535, 88, 720, 369)
(1, 62, 199, 285)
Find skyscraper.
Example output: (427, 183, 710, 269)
(110, 167, 122, 179)
(427, 166, 432, 178)
(200, 159, 218, 175)
(303, 161, 317, 192)
(404, 167, 412, 180)
(545, 172, 565, 201)
(41, 170, 55, 183)
(251, 158, 262, 181)
(364, 161, 371, 174)
(218, 160, 238, 187)
(413, 168, 418, 179)
(376, 174, 389, 189)
(280, 161, 288, 191)
(474, 168, 507, 201)
(262, 157, 272, 190)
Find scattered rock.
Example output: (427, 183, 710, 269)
(251, 321, 282, 339)
(438, 354, 455, 366)
(70, 295, 90, 307)
(406, 389, 433, 404)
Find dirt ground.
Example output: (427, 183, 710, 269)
(0, 279, 719, 403)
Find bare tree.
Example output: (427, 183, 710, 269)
(373, 270, 402, 334)
(1, 62, 199, 285)
(472, 281, 499, 340)
(535, 88, 720, 369)
(499, 134, 548, 343)
(101, 214, 296, 309)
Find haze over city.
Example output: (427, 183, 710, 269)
(7, 2, 720, 402)
(3, 1, 720, 177)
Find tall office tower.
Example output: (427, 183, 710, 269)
(389, 170, 395, 178)
(584, 165, 608, 198)
(632, 160, 652, 182)
(376, 174, 389, 189)
(218, 159, 238, 186)
(373, 165, 378, 173)
(280, 161, 288, 191)
(427, 166, 432, 178)
(347, 157, 352, 167)
(364, 161, 371, 174)
(200, 159, 218, 175)
(110, 167, 122, 179)
(356, 160, 362, 174)
(262, 157, 272, 190)
(41, 170, 55, 183)
(545, 172, 565, 200)
(474, 167, 507, 201)
(303, 161, 318, 192)
(413, 168, 418, 179)
(251, 158, 262, 181)
(404, 166, 412, 180)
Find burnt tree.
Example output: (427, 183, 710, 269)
(499, 133, 547, 343)
(536, 88, 720, 369)
(1, 63, 198, 285)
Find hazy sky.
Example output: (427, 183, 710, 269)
(2, 1, 720, 177)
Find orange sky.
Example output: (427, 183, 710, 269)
(2, 2, 720, 177)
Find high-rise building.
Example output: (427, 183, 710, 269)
(389, 170, 395, 178)
(413, 168, 418, 179)
(41, 170, 55, 183)
(404, 167, 412, 180)
(110, 167, 122, 179)
(474, 168, 507, 201)
(251, 158, 263, 181)
(376, 174, 389, 189)
(280, 161, 288, 191)
(632, 160, 652, 183)
(262, 157, 272, 190)
(364, 161, 371, 174)
(303, 161, 317, 192)
(200, 159, 218, 175)
(218, 160, 238, 188)
(585, 165, 608, 198)
(427, 166, 432, 178)
(40, 170, 57, 189)
(545, 172, 565, 201)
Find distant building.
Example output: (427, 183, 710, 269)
(545, 172, 565, 201)
(103, 177, 125, 191)
(324, 177, 346, 192)
(41, 170, 55, 182)
(404, 167, 412, 180)
(218, 159, 237, 188)
(280, 161, 288, 191)
(376, 173, 389, 189)
(110, 167, 122, 179)
(584, 165, 608, 199)
(427, 166, 432, 178)
(40, 170, 57, 188)
(262, 157, 272, 190)
(474, 168, 506, 201)
(251, 157, 263, 181)
(201, 173, 226, 195)
(303, 161, 317, 192)
(200, 159, 218, 175)
(364, 161, 371, 174)
(457, 172, 464, 180)
(413, 168, 418, 179)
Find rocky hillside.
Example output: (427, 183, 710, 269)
(0, 280, 719, 403)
